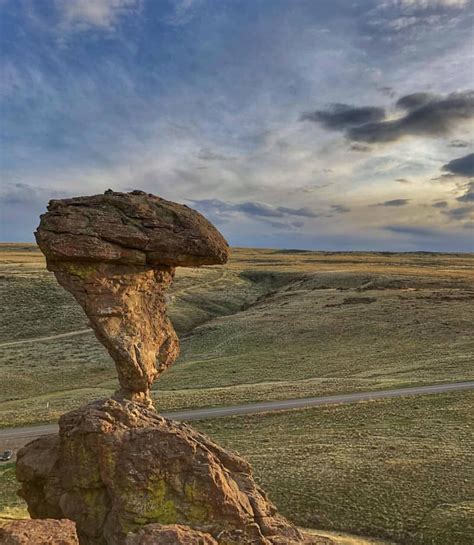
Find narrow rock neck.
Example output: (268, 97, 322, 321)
(49, 260, 179, 405)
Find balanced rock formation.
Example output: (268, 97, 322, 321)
(35, 190, 228, 404)
(18, 191, 321, 545)
(0, 519, 79, 545)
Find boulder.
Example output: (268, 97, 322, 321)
(17, 399, 307, 545)
(125, 524, 218, 544)
(0, 519, 78, 545)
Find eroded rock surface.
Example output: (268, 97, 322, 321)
(18, 191, 320, 545)
(34, 190, 228, 403)
(0, 519, 79, 545)
(125, 524, 218, 544)
(17, 399, 308, 545)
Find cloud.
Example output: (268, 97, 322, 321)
(197, 148, 234, 161)
(456, 181, 474, 203)
(349, 91, 474, 143)
(384, 0, 469, 9)
(330, 204, 351, 213)
(444, 205, 474, 221)
(380, 199, 411, 206)
(395, 178, 412, 183)
(383, 224, 440, 237)
(432, 200, 448, 208)
(305, 91, 474, 145)
(190, 199, 319, 221)
(277, 206, 320, 217)
(442, 153, 474, 177)
(301, 104, 385, 130)
(55, 0, 140, 32)
(396, 92, 436, 110)
(350, 143, 372, 152)
(165, 0, 201, 26)
(449, 139, 470, 148)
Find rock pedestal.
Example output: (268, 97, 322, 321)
(17, 399, 309, 545)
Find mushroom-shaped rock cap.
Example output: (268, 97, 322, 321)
(35, 190, 229, 267)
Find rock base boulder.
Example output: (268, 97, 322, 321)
(0, 519, 78, 545)
(17, 399, 311, 545)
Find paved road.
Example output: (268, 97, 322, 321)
(1, 381, 472, 444)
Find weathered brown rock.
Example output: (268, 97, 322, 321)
(0, 519, 79, 545)
(125, 524, 218, 544)
(19, 191, 321, 545)
(34, 190, 229, 403)
(17, 399, 307, 545)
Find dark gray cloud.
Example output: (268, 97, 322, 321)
(444, 205, 474, 221)
(349, 91, 474, 143)
(449, 139, 470, 148)
(395, 178, 412, 183)
(197, 148, 234, 161)
(304, 91, 474, 144)
(442, 153, 474, 177)
(457, 181, 474, 203)
(190, 199, 319, 220)
(384, 225, 440, 237)
(432, 200, 448, 208)
(396, 92, 436, 111)
(301, 104, 385, 130)
(350, 143, 372, 152)
(331, 204, 351, 213)
(380, 199, 411, 206)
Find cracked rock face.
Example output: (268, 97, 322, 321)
(34, 191, 228, 403)
(16, 399, 310, 545)
(0, 519, 79, 545)
(18, 191, 324, 545)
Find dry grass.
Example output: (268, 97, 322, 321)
(1, 245, 473, 426)
(195, 391, 474, 545)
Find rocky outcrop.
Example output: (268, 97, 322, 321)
(18, 191, 320, 545)
(34, 190, 228, 404)
(0, 519, 79, 545)
(17, 399, 309, 545)
(125, 524, 218, 544)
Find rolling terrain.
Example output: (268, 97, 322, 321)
(0, 244, 473, 544)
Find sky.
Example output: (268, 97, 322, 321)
(0, 0, 473, 251)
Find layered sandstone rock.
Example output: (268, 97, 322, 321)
(0, 519, 79, 545)
(17, 399, 309, 545)
(34, 190, 228, 403)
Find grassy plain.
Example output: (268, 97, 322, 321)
(195, 391, 474, 545)
(1, 244, 473, 544)
(0, 244, 473, 426)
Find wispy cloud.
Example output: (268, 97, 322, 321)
(55, 0, 141, 32)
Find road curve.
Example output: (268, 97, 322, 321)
(0, 381, 473, 443)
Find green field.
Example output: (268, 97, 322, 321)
(1, 245, 473, 426)
(0, 244, 473, 544)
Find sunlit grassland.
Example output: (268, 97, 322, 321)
(195, 391, 474, 545)
(1, 244, 473, 427)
